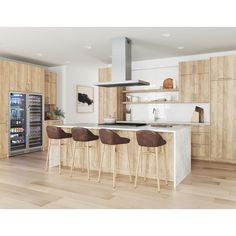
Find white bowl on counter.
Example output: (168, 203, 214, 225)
(103, 117, 116, 124)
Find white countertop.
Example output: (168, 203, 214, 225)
(58, 123, 191, 133)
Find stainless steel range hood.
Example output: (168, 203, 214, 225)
(94, 37, 150, 87)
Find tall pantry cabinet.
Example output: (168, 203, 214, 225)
(210, 56, 236, 163)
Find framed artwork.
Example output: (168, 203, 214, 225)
(77, 85, 94, 113)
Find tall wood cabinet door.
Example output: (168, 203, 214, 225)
(224, 56, 236, 79)
(29, 66, 45, 94)
(0, 61, 10, 124)
(49, 72, 57, 105)
(6, 61, 18, 91)
(179, 61, 194, 75)
(195, 74, 210, 102)
(210, 79, 236, 162)
(194, 60, 209, 74)
(180, 75, 195, 102)
(0, 123, 8, 158)
(44, 72, 50, 104)
(17, 63, 29, 92)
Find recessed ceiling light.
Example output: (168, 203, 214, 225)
(162, 33, 171, 38)
(85, 45, 92, 50)
(177, 46, 184, 50)
(36, 53, 43, 57)
(65, 60, 71, 64)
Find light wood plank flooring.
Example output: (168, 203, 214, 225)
(1, 151, 236, 208)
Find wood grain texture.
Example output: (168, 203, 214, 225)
(29, 65, 45, 94)
(1, 151, 236, 208)
(179, 60, 210, 103)
(98, 67, 125, 123)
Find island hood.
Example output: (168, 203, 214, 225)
(94, 37, 150, 87)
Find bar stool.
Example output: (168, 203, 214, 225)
(135, 130, 168, 192)
(45, 126, 72, 174)
(98, 129, 132, 188)
(70, 127, 99, 180)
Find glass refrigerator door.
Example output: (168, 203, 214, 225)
(10, 93, 27, 151)
(28, 94, 43, 148)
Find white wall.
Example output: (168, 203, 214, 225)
(50, 59, 106, 124)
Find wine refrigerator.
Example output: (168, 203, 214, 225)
(9, 92, 43, 156)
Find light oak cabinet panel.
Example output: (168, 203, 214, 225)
(0, 123, 8, 158)
(0, 61, 10, 124)
(191, 125, 210, 161)
(210, 79, 236, 162)
(210, 56, 236, 80)
(29, 66, 45, 94)
(179, 60, 210, 103)
(44, 71, 57, 105)
(99, 68, 125, 123)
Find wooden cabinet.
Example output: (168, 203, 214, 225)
(210, 79, 236, 163)
(0, 123, 8, 158)
(211, 56, 236, 80)
(98, 68, 125, 123)
(179, 60, 210, 102)
(29, 65, 45, 94)
(43, 120, 63, 149)
(44, 71, 57, 105)
(191, 125, 210, 160)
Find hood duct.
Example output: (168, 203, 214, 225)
(94, 37, 150, 87)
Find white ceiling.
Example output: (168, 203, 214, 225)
(0, 27, 236, 66)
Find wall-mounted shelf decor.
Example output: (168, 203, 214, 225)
(122, 88, 179, 94)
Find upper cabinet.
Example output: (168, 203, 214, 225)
(44, 71, 57, 105)
(99, 68, 125, 123)
(29, 65, 45, 94)
(211, 56, 236, 80)
(179, 59, 210, 103)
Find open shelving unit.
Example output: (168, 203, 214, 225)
(122, 88, 179, 94)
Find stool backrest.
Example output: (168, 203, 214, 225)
(46, 126, 67, 139)
(71, 127, 96, 142)
(99, 129, 121, 145)
(136, 130, 166, 147)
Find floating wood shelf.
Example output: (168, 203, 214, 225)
(123, 101, 180, 105)
(122, 88, 179, 93)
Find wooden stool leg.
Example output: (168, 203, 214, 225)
(81, 144, 85, 172)
(45, 139, 51, 171)
(58, 139, 61, 175)
(97, 144, 105, 182)
(144, 150, 147, 182)
(134, 146, 141, 188)
(155, 147, 160, 192)
(86, 142, 90, 180)
(112, 146, 116, 188)
(126, 144, 132, 182)
(96, 140, 100, 168)
(70, 141, 76, 177)
(163, 145, 168, 185)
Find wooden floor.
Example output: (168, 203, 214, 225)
(1, 151, 236, 209)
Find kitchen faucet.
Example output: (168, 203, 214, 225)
(152, 108, 160, 121)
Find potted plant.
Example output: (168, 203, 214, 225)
(53, 107, 65, 120)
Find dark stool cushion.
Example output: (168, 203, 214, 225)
(71, 127, 99, 142)
(46, 126, 72, 139)
(136, 130, 166, 147)
(99, 129, 130, 145)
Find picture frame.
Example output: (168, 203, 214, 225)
(77, 85, 94, 113)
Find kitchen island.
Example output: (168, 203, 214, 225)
(48, 123, 191, 188)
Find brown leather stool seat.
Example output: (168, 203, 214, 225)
(45, 126, 72, 174)
(72, 127, 99, 142)
(136, 130, 166, 147)
(70, 128, 99, 180)
(47, 126, 72, 139)
(135, 130, 168, 192)
(99, 129, 130, 145)
(98, 129, 132, 188)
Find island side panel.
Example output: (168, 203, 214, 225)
(174, 127, 191, 187)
